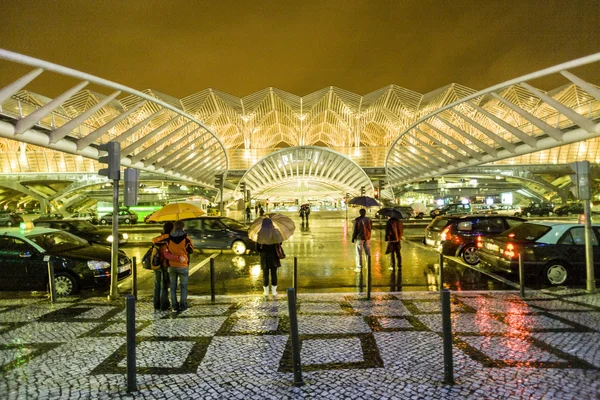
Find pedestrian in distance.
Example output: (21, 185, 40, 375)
(151, 222, 175, 311)
(257, 219, 282, 297)
(245, 206, 252, 223)
(351, 208, 373, 272)
(299, 205, 306, 223)
(385, 215, 403, 271)
(259, 206, 265, 216)
(153, 220, 194, 312)
(304, 204, 311, 223)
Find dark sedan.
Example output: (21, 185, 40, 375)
(0, 227, 131, 296)
(32, 219, 128, 245)
(478, 221, 600, 286)
(183, 216, 255, 254)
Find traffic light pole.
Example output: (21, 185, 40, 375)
(109, 178, 120, 300)
(583, 200, 597, 293)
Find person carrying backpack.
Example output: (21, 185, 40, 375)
(153, 220, 194, 312)
(151, 222, 175, 311)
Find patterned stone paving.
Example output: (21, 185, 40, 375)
(0, 290, 599, 399)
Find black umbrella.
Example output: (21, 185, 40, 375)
(348, 196, 380, 207)
(376, 207, 403, 219)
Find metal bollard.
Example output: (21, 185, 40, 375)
(47, 260, 57, 303)
(367, 254, 372, 300)
(439, 253, 444, 295)
(210, 258, 216, 303)
(287, 288, 304, 387)
(518, 253, 525, 298)
(441, 289, 454, 384)
(132, 256, 137, 301)
(126, 295, 137, 392)
(293, 257, 298, 299)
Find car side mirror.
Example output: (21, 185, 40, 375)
(19, 251, 31, 258)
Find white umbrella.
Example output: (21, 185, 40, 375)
(248, 213, 296, 244)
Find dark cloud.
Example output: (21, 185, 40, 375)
(0, 0, 598, 98)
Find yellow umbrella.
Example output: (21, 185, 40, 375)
(148, 203, 206, 222)
(248, 213, 296, 244)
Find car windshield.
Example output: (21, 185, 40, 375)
(429, 218, 451, 230)
(499, 223, 551, 242)
(29, 231, 89, 252)
(69, 220, 97, 231)
(220, 218, 246, 230)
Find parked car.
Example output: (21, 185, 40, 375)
(69, 212, 99, 225)
(492, 204, 522, 217)
(183, 216, 255, 255)
(375, 207, 412, 220)
(0, 211, 24, 227)
(430, 203, 472, 218)
(553, 203, 584, 216)
(424, 215, 525, 265)
(99, 210, 138, 225)
(0, 227, 131, 296)
(144, 210, 160, 224)
(478, 221, 600, 286)
(32, 219, 128, 246)
(520, 203, 554, 217)
(32, 213, 64, 223)
(472, 205, 497, 215)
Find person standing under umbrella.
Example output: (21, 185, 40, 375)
(151, 222, 174, 311)
(257, 218, 282, 297)
(351, 208, 373, 272)
(385, 215, 403, 271)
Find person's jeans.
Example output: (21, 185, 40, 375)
(153, 267, 170, 310)
(355, 240, 371, 268)
(169, 267, 189, 310)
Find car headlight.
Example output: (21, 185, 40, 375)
(88, 260, 110, 270)
(107, 235, 114, 242)
(122, 233, 129, 240)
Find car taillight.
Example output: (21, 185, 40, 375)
(579, 214, 585, 224)
(476, 235, 483, 248)
(440, 226, 452, 241)
(504, 243, 516, 258)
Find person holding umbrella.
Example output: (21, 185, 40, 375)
(385, 214, 404, 271)
(248, 213, 296, 297)
(351, 208, 373, 272)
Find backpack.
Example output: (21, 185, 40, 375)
(141, 246, 154, 270)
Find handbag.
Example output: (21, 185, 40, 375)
(275, 244, 286, 259)
(141, 246, 153, 270)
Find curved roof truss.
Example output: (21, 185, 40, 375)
(386, 52, 600, 186)
(0, 49, 228, 186)
(237, 146, 373, 200)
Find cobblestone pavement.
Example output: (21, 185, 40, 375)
(1, 289, 600, 399)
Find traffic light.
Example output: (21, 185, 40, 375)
(380, 180, 386, 191)
(240, 181, 246, 192)
(98, 142, 121, 180)
(569, 161, 591, 200)
(124, 168, 139, 207)
(360, 186, 366, 196)
(374, 187, 379, 199)
(215, 174, 223, 188)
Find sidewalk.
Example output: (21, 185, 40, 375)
(1, 289, 599, 399)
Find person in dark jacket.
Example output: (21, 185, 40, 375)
(151, 222, 173, 311)
(351, 208, 373, 272)
(385, 216, 403, 270)
(153, 220, 194, 312)
(257, 219, 282, 297)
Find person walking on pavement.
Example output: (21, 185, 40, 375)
(351, 208, 373, 272)
(385, 215, 403, 271)
(153, 220, 194, 312)
(245, 206, 252, 222)
(304, 204, 311, 223)
(299, 205, 306, 224)
(151, 222, 174, 311)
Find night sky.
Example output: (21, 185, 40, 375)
(0, 0, 598, 98)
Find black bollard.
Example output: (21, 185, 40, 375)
(210, 258, 216, 303)
(441, 289, 454, 384)
(518, 253, 525, 298)
(293, 257, 298, 299)
(287, 288, 304, 387)
(439, 253, 444, 295)
(126, 295, 137, 392)
(132, 256, 137, 301)
(47, 260, 56, 303)
(367, 254, 372, 300)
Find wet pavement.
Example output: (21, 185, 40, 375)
(1, 289, 599, 399)
(117, 210, 514, 298)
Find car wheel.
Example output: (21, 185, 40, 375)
(526, 212, 532, 217)
(567, 211, 573, 217)
(6, 221, 12, 227)
(417, 212, 424, 219)
(53, 273, 78, 296)
(547, 212, 553, 217)
(543, 262, 569, 286)
(514, 212, 521, 217)
(461, 245, 480, 265)
(124, 218, 131, 224)
(231, 240, 247, 255)
(100, 219, 108, 225)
